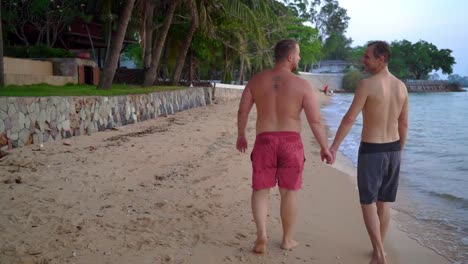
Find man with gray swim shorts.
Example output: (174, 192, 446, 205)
(329, 41, 409, 264)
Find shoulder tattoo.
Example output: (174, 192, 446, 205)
(273, 76, 280, 91)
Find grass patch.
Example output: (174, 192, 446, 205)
(0, 83, 187, 97)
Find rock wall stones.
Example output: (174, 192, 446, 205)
(299, 72, 345, 91)
(0, 87, 213, 150)
(212, 85, 244, 102)
(405, 80, 454, 92)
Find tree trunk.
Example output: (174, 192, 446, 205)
(238, 55, 245, 85)
(222, 47, 229, 83)
(161, 40, 170, 82)
(143, 0, 178, 87)
(140, 1, 147, 64)
(97, 0, 136, 90)
(171, 0, 199, 86)
(104, 21, 112, 65)
(188, 49, 194, 84)
(143, 1, 156, 69)
(85, 24, 96, 60)
(230, 56, 236, 84)
(0, 3, 4, 87)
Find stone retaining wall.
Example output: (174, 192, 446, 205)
(405, 80, 455, 92)
(299, 72, 345, 91)
(212, 84, 244, 102)
(0, 88, 214, 150)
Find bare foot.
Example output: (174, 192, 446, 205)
(369, 251, 387, 257)
(253, 239, 267, 254)
(369, 252, 387, 264)
(281, 239, 299, 250)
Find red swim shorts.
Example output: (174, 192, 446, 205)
(250, 131, 305, 191)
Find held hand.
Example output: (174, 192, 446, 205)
(320, 148, 333, 165)
(329, 147, 337, 164)
(236, 136, 248, 153)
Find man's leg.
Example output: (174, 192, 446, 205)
(251, 189, 270, 253)
(279, 188, 299, 250)
(376, 201, 391, 243)
(361, 203, 387, 264)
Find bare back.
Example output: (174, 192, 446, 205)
(248, 69, 308, 134)
(361, 73, 408, 143)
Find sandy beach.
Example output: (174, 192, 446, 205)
(0, 93, 451, 264)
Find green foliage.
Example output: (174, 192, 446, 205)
(286, 18, 322, 69)
(0, 84, 186, 97)
(389, 40, 455, 80)
(121, 44, 142, 68)
(2, 0, 87, 46)
(349, 45, 365, 67)
(322, 32, 352, 60)
(343, 69, 365, 92)
(315, 0, 350, 40)
(285, 0, 351, 61)
(286, 0, 350, 41)
(4, 45, 75, 58)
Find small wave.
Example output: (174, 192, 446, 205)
(426, 191, 468, 206)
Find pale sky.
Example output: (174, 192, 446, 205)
(338, 0, 468, 76)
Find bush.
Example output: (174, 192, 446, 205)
(448, 82, 464, 92)
(4, 45, 75, 58)
(343, 69, 366, 92)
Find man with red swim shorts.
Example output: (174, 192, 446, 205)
(236, 39, 333, 254)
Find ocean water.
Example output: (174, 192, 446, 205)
(321, 89, 468, 263)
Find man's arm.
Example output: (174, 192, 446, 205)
(303, 82, 332, 163)
(330, 81, 368, 153)
(236, 84, 254, 153)
(398, 94, 409, 150)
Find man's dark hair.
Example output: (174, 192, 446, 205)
(367, 41, 391, 63)
(274, 39, 298, 62)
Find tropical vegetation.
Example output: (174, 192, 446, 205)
(0, 0, 354, 90)
(0, 0, 457, 92)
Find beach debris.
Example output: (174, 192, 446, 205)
(32, 147, 44, 151)
(86, 145, 97, 151)
(154, 175, 165, 181)
(3, 175, 22, 184)
(106, 125, 168, 143)
(27, 249, 42, 255)
(162, 255, 172, 263)
(63, 141, 71, 146)
(0, 150, 10, 158)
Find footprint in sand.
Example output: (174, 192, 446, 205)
(235, 232, 247, 240)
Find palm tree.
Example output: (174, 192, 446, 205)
(97, 0, 137, 90)
(171, 0, 199, 86)
(0, 3, 4, 87)
(170, 0, 275, 86)
(143, 0, 179, 87)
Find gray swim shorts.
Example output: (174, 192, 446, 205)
(357, 140, 401, 205)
